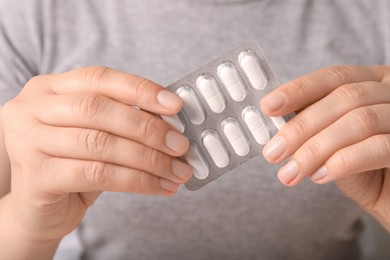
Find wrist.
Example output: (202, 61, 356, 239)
(0, 193, 61, 260)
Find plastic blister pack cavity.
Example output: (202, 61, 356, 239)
(162, 42, 293, 190)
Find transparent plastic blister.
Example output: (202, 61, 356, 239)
(162, 42, 292, 190)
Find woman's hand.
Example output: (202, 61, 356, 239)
(1, 67, 192, 245)
(261, 66, 390, 230)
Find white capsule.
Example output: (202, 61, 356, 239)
(222, 119, 250, 156)
(196, 75, 226, 113)
(238, 50, 267, 90)
(185, 143, 209, 180)
(242, 107, 270, 145)
(176, 86, 205, 125)
(217, 62, 246, 102)
(202, 131, 229, 168)
(161, 114, 185, 133)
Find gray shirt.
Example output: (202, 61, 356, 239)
(1, 0, 389, 259)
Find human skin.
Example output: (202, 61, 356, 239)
(1, 65, 390, 259)
(0, 67, 193, 259)
(261, 65, 390, 232)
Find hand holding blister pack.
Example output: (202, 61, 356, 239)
(162, 42, 293, 190)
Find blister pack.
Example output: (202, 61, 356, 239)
(162, 42, 292, 191)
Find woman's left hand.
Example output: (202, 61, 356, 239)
(261, 66, 390, 230)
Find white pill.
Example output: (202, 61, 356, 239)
(242, 107, 270, 145)
(271, 116, 286, 130)
(238, 50, 267, 90)
(217, 62, 246, 102)
(202, 131, 229, 168)
(176, 86, 205, 125)
(196, 75, 226, 113)
(161, 114, 185, 133)
(185, 143, 209, 180)
(222, 119, 250, 156)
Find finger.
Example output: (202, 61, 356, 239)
(33, 93, 189, 157)
(40, 157, 179, 195)
(25, 66, 183, 115)
(261, 66, 385, 116)
(32, 126, 193, 184)
(275, 104, 390, 186)
(263, 81, 390, 163)
(310, 134, 390, 184)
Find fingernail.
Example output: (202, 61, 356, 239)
(160, 179, 179, 192)
(166, 131, 189, 153)
(172, 159, 193, 180)
(311, 166, 328, 182)
(278, 160, 299, 185)
(263, 136, 287, 161)
(262, 92, 286, 112)
(157, 90, 182, 110)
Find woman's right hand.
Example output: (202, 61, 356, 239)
(1, 66, 192, 244)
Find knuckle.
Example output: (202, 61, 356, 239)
(80, 129, 113, 155)
(374, 136, 390, 161)
(304, 140, 323, 160)
(136, 115, 158, 140)
(84, 66, 111, 87)
(83, 161, 109, 186)
(132, 170, 143, 192)
(132, 78, 154, 104)
(336, 83, 366, 106)
(40, 157, 54, 174)
(130, 170, 157, 194)
(146, 149, 161, 169)
(289, 115, 310, 136)
(25, 75, 43, 88)
(73, 94, 107, 119)
(352, 107, 380, 133)
(126, 169, 147, 193)
(23, 75, 50, 94)
(39, 158, 61, 189)
(332, 151, 349, 172)
(1, 100, 18, 119)
(324, 66, 352, 83)
(21, 158, 38, 172)
(2, 95, 29, 119)
(134, 171, 151, 193)
(288, 78, 311, 100)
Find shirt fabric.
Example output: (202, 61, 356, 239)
(1, 0, 389, 259)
